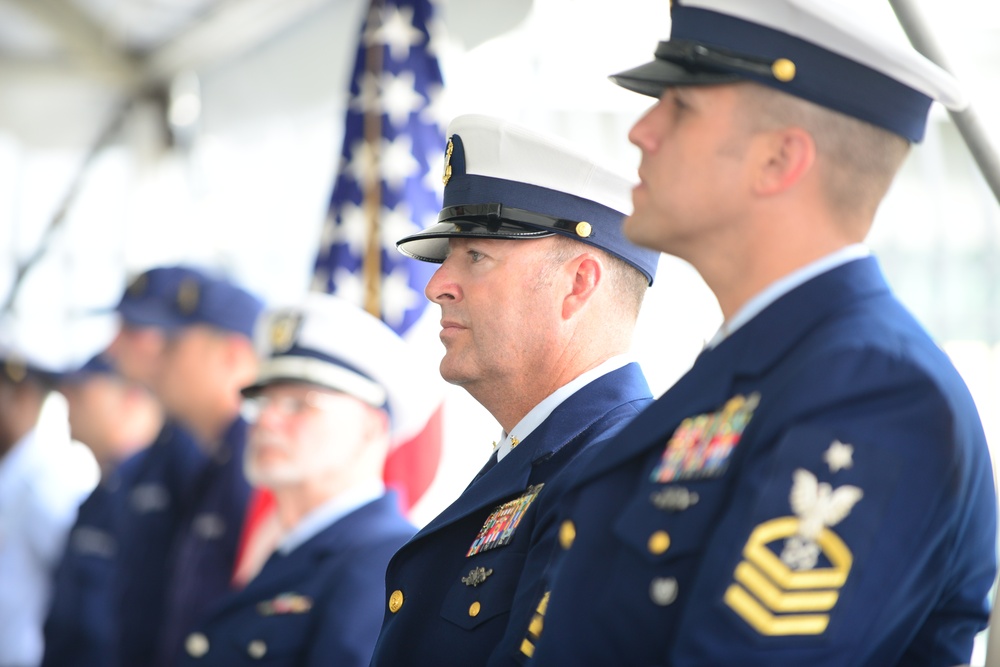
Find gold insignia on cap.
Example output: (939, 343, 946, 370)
(269, 312, 302, 354)
(176, 279, 200, 315)
(125, 273, 148, 297)
(575, 222, 592, 238)
(772, 58, 796, 82)
(4, 357, 27, 383)
(443, 137, 454, 185)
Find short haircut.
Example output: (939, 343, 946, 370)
(543, 235, 649, 322)
(736, 82, 910, 220)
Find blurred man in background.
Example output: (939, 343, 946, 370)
(104, 265, 263, 667)
(42, 353, 164, 667)
(0, 345, 95, 667)
(178, 293, 417, 665)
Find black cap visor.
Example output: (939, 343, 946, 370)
(395, 202, 595, 262)
(396, 219, 554, 263)
(610, 39, 768, 98)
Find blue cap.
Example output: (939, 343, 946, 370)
(610, 0, 967, 142)
(116, 266, 264, 339)
(396, 114, 660, 285)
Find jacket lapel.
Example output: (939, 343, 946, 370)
(569, 257, 891, 488)
(411, 363, 650, 540)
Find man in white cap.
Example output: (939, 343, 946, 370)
(176, 293, 416, 666)
(369, 113, 661, 667)
(519, 1, 997, 665)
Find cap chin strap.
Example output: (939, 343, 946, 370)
(655, 39, 789, 82)
(439, 203, 585, 236)
(255, 356, 387, 409)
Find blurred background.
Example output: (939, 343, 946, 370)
(0, 0, 998, 612)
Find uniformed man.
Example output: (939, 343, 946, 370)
(104, 265, 264, 667)
(102, 267, 214, 667)
(0, 344, 95, 667)
(522, 1, 998, 665)
(42, 353, 164, 667)
(178, 293, 417, 666)
(368, 113, 661, 667)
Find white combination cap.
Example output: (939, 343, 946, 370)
(396, 114, 661, 285)
(244, 293, 422, 438)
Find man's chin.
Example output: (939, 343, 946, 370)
(245, 464, 304, 489)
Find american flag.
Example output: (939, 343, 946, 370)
(312, 0, 446, 511)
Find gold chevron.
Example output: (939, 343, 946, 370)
(724, 584, 830, 636)
(743, 517, 852, 589)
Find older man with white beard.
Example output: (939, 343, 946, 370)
(175, 293, 418, 667)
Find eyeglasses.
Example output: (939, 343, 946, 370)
(241, 391, 339, 422)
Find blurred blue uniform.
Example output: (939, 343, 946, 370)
(155, 417, 252, 667)
(42, 476, 123, 667)
(369, 363, 652, 667)
(527, 258, 998, 666)
(178, 493, 413, 666)
(115, 421, 207, 667)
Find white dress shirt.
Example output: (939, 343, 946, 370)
(0, 426, 96, 667)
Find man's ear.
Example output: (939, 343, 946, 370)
(562, 253, 602, 320)
(754, 126, 816, 195)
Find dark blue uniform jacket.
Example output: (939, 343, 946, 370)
(42, 477, 121, 667)
(528, 257, 997, 667)
(114, 421, 207, 667)
(178, 493, 414, 666)
(156, 417, 252, 667)
(369, 363, 653, 667)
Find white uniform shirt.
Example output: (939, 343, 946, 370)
(0, 427, 96, 667)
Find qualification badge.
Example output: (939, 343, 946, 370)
(650, 392, 760, 483)
(467, 484, 544, 557)
(724, 468, 863, 636)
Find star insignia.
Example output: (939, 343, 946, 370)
(823, 440, 854, 473)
